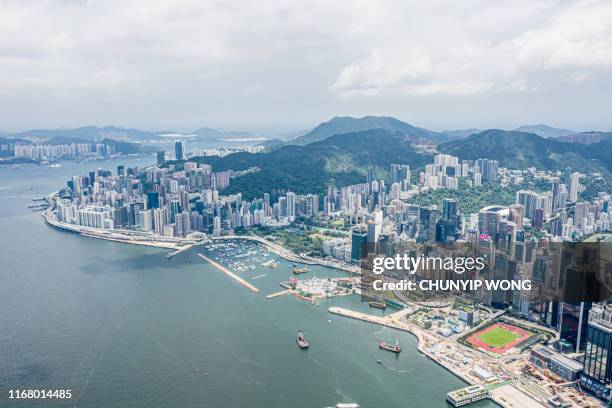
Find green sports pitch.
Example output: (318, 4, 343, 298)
(477, 327, 521, 348)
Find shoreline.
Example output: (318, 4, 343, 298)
(42, 207, 359, 274)
(327, 306, 543, 408)
(43, 207, 554, 407)
(43, 212, 196, 250)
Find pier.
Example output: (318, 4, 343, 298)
(166, 244, 194, 258)
(446, 385, 490, 407)
(265, 289, 292, 299)
(197, 253, 259, 293)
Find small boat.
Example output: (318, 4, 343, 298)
(296, 330, 309, 349)
(293, 264, 308, 274)
(369, 301, 386, 310)
(379, 340, 401, 353)
(336, 404, 360, 408)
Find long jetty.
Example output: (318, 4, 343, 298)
(166, 244, 194, 258)
(265, 289, 292, 299)
(197, 253, 259, 293)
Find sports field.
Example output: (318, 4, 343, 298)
(467, 322, 532, 354)
(478, 326, 520, 347)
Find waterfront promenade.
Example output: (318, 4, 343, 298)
(43, 205, 360, 275)
(43, 211, 196, 249)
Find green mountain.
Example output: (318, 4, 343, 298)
(439, 129, 611, 175)
(291, 116, 453, 145)
(182, 129, 432, 199)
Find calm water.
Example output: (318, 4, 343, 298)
(0, 157, 497, 407)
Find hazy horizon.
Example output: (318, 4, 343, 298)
(0, 117, 603, 137)
(1, 0, 612, 133)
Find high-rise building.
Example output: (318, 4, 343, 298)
(476, 158, 498, 183)
(442, 198, 458, 221)
(213, 215, 221, 237)
(175, 141, 185, 161)
(552, 180, 563, 212)
(558, 302, 592, 352)
(436, 198, 459, 243)
(157, 151, 166, 166)
(351, 225, 368, 264)
(138, 209, 153, 232)
(508, 204, 524, 230)
(419, 206, 437, 242)
(391, 164, 410, 184)
(569, 172, 580, 202)
(286, 191, 296, 222)
(390, 182, 401, 200)
(153, 207, 167, 235)
(367, 209, 383, 244)
(147, 191, 160, 209)
(516, 190, 546, 221)
(564, 166, 572, 187)
(478, 205, 506, 242)
(581, 304, 612, 401)
(533, 208, 545, 230)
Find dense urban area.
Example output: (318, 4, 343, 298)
(37, 134, 612, 407)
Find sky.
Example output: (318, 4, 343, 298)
(1, 0, 612, 134)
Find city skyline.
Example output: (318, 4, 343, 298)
(37, 135, 611, 406)
(1, 1, 610, 407)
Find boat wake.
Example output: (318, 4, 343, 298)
(369, 354, 411, 374)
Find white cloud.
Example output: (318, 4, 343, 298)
(331, 0, 612, 96)
(0, 0, 610, 129)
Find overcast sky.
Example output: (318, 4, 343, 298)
(1, 0, 612, 134)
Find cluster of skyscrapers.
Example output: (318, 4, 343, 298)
(13, 142, 116, 161)
(50, 144, 611, 400)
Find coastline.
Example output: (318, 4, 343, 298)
(42, 205, 360, 274)
(327, 306, 544, 408)
(42, 204, 556, 408)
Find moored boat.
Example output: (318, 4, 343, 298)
(293, 265, 308, 274)
(369, 301, 386, 309)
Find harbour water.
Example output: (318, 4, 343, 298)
(0, 157, 497, 407)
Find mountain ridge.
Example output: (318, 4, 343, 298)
(180, 129, 432, 199)
(291, 116, 456, 145)
(439, 129, 611, 175)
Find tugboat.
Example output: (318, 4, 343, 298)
(296, 330, 309, 349)
(379, 340, 401, 353)
(369, 300, 387, 310)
